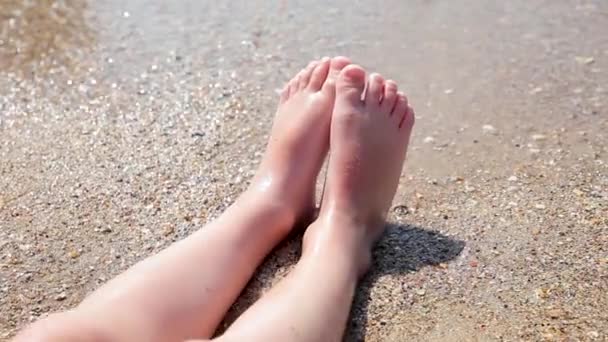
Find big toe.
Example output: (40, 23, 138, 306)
(336, 64, 366, 105)
(321, 56, 351, 94)
(328, 56, 352, 81)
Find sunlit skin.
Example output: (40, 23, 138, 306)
(220, 64, 414, 342)
(14, 58, 415, 342)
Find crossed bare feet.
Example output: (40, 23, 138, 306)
(251, 57, 415, 275)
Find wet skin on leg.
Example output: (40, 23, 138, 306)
(219, 65, 415, 342)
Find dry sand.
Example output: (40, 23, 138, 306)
(1, 0, 607, 341)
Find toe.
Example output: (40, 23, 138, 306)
(364, 73, 385, 106)
(323, 56, 352, 95)
(295, 67, 309, 91)
(381, 80, 399, 113)
(308, 57, 331, 91)
(391, 93, 408, 126)
(298, 61, 317, 90)
(279, 83, 290, 103)
(328, 56, 352, 82)
(400, 105, 415, 130)
(288, 76, 300, 94)
(336, 64, 366, 105)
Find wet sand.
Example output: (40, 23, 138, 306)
(1, 0, 607, 340)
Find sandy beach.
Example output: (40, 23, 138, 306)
(1, 0, 607, 340)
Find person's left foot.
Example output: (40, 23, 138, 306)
(249, 57, 351, 223)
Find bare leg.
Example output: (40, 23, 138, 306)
(13, 57, 351, 342)
(221, 65, 415, 342)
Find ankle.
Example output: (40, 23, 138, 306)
(318, 201, 385, 236)
(302, 213, 377, 276)
(247, 173, 314, 220)
(236, 186, 299, 231)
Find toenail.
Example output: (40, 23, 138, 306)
(371, 73, 383, 81)
(341, 66, 366, 83)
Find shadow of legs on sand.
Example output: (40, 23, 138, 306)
(218, 222, 465, 339)
(344, 223, 465, 341)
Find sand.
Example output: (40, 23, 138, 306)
(1, 0, 607, 340)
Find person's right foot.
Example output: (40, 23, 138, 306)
(304, 65, 415, 274)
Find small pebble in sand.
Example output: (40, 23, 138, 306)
(574, 56, 595, 65)
(572, 87, 584, 94)
(531, 134, 547, 141)
(162, 224, 175, 237)
(423, 136, 435, 144)
(534, 203, 546, 210)
(55, 293, 67, 301)
(535, 287, 550, 299)
(546, 308, 566, 319)
(467, 199, 478, 207)
(392, 205, 409, 216)
(482, 124, 498, 135)
(508, 176, 518, 182)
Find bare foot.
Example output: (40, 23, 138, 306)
(304, 65, 415, 274)
(250, 57, 351, 223)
